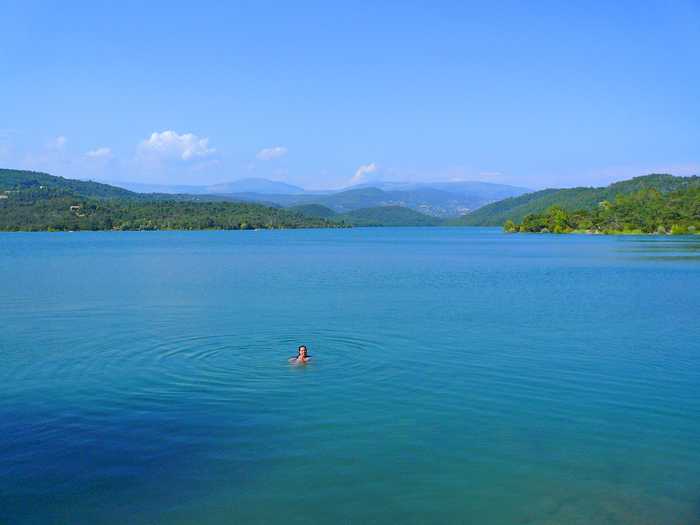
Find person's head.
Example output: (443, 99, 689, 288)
(297, 345, 308, 358)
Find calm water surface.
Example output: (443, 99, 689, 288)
(1, 228, 699, 524)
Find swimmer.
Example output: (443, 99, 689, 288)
(289, 345, 311, 364)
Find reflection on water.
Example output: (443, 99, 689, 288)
(615, 235, 700, 261)
(1, 228, 699, 524)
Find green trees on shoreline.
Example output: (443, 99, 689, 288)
(504, 188, 700, 234)
(461, 174, 700, 226)
(0, 189, 339, 232)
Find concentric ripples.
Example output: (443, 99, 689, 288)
(66, 323, 415, 411)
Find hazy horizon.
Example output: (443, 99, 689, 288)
(93, 171, 694, 194)
(1, 2, 698, 191)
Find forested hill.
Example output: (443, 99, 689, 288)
(287, 203, 441, 226)
(504, 186, 700, 234)
(453, 174, 700, 226)
(286, 204, 338, 219)
(337, 206, 442, 226)
(0, 188, 338, 231)
(0, 168, 137, 199)
(0, 168, 248, 203)
(0, 170, 339, 231)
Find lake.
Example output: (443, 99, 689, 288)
(1, 228, 699, 524)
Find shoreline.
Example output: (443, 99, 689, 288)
(505, 229, 700, 236)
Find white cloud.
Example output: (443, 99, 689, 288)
(256, 146, 288, 161)
(350, 162, 378, 184)
(139, 130, 215, 161)
(86, 147, 112, 159)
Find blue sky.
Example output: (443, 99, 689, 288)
(1, 1, 698, 189)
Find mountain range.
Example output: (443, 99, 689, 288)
(0, 168, 529, 227)
(3, 168, 697, 230)
(114, 178, 307, 195)
(107, 177, 530, 218)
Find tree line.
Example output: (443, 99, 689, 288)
(504, 187, 700, 234)
(0, 188, 341, 232)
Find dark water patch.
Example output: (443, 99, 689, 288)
(634, 255, 700, 262)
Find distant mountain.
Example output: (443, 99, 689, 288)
(110, 178, 530, 217)
(342, 180, 529, 213)
(217, 187, 453, 215)
(310, 188, 393, 212)
(417, 181, 530, 201)
(452, 174, 700, 226)
(223, 186, 523, 218)
(206, 178, 305, 195)
(337, 206, 442, 227)
(322, 186, 516, 217)
(110, 177, 306, 195)
(349, 180, 530, 199)
(106, 181, 207, 194)
(207, 188, 386, 211)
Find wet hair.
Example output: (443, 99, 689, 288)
(296, 345, 310, 358)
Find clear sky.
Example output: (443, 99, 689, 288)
(1, 1, 698, 189)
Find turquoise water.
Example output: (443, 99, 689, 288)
(1, 228, 699, 524)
